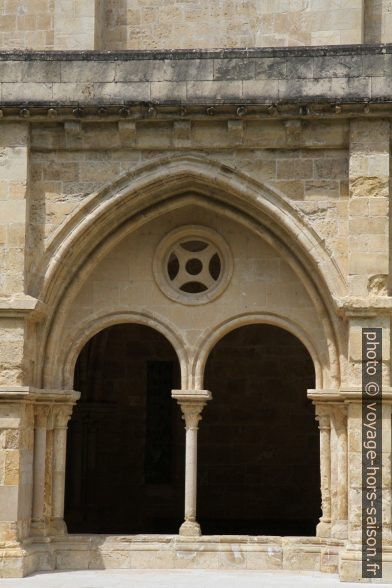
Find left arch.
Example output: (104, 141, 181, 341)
(58, 311, 189, 390)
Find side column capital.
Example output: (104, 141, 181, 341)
(315, 404, 332, 429)
(53, 405, 73, 429)
(33, 404, 50, 429)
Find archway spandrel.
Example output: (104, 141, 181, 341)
(43, 202, 337, 393)
(36, 156, 347, 307)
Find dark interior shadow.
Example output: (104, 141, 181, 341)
(200, 324, 320, 537)
(65, 323, 184, 535)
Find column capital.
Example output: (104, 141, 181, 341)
(34, 404, 50, 429)
(315, 405, 331, 430)
(53, 405, 73, 429)
(172, 390, 211, 430)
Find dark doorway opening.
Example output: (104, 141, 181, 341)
(64, 323, 184, 534)
(200, 323, 320, 536)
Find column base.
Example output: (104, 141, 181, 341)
(50, 518, 67, 535)
(0, 544, 30, 578)
(316, 519, 331, 538)
(30, 521, 49, 538)
(331, 520, 348, 539)
(179, 520, 201, 536)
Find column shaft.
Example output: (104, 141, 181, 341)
(331, 404, 348, 539)
(184, 425, 198, 523)
(32, 427, 46, 522)
(316, 405, 331, 537)
(51, 407, 72, 534)
(31, 406, 50, 534)
(52, 427, 67, 519)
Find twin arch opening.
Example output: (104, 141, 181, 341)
(64, 322, 320, 536)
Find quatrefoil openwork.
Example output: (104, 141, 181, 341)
(153, 226, 233, 305)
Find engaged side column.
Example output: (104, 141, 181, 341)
(51, 405, 73, 534)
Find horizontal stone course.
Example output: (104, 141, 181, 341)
(0, 46, 391, 105)
(2, 43, 392, 60)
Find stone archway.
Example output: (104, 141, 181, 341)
(25, 169, 345, 574)
(64, 323, 184, 534)
(40, 193, 340, 543)
(199, 323, 320, 536)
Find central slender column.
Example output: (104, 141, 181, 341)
(172, 389, 211, 537)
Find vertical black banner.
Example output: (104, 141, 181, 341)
(362, 328, 382, 578)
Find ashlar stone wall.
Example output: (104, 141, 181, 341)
(2, 0, 392, 50)
(27, 135, 350, 280)
(103, 0, 363, 50)
(0, 0, 54, 50)
(0, 47, 391, 582)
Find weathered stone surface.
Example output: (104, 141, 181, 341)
(1, 10, 392, 587)
(0, 47, 391, 106)
(7, 0, 392, 53)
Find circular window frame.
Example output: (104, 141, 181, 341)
(153, 225, 233, 305)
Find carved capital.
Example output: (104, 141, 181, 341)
(181, 403, 204, 430)
(171, 389, 211, 430)
(315, 404, 332, 430)
(53, 405, 73, 429)
(34, 405, 50, 429)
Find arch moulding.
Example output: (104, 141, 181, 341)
(192, 312, 326, 390)
(61, 311, 189, 391)
(37, 155, 346, 305)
